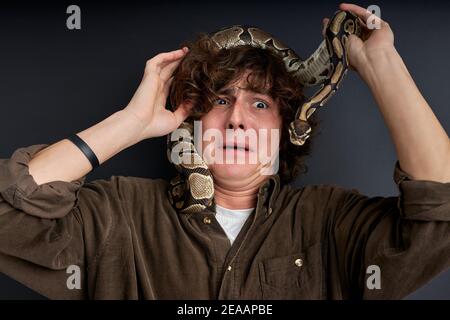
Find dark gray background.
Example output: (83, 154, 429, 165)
(0, 0, 449, 299)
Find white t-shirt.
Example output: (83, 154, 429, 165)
(215, 204, 254, 245)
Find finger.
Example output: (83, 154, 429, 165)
(346, 34, 363, 71)
(155, 76, 174, 108)
(159, 47, 189, 69)
(339, 3, 371, 21)
(173, 101, 194, 125)
(160, 56, 184, 81)
(162, 76, 174, 98)
(146, 47, 188, 73)
(155, 47, 188, 64)
(339, 3, 382, 26)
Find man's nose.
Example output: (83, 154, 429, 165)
(226, 100, 246, 130)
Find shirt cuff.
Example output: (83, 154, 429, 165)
(393, 160, 450, 221)
(0, 144, 86, 218)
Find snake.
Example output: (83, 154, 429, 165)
(167, 10, 363, 214)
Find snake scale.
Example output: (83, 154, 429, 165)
(167, 10, 363, 214)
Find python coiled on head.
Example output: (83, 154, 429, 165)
(167, 10, 363, 214)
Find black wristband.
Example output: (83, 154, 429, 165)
(67, 134, 100, 169)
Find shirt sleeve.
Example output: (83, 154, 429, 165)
(0, 144, 122, 299)
(331, 160, 450, 299)
(0, 144, 86, 219)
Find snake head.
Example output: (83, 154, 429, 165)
(327, 10, 363, 38)
(289, 119, 311, 146)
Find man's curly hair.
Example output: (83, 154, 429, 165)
(169, 33, 321, 184)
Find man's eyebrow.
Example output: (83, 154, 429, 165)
(217, 87, 272, 98)
(253, 90, 273, 98)
(249, 89, 276, 103)
(217, 87, 237, 96)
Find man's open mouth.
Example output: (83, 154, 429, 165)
(223, 144, 251, 152)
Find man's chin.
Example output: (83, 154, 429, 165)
(209, 163, 260, 181)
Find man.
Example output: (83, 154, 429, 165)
(0, 3, 449, 299)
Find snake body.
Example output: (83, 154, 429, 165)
(167, 10, 363, 214)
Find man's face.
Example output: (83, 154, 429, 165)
(198, 72, 282, 182)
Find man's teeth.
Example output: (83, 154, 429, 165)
(224, 146, 247, 151)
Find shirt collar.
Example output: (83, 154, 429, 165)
(184, 174, 282, 217)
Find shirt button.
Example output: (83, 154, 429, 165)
(203, 216, 212, 225)
(227, 265, 232, 271)
(294, 258, 303, 267)
(267, 207, 273, 214)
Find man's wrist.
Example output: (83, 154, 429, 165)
(115, 109, 147, 147)
(120, 108, 148, 142)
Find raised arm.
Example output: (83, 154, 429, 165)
(28, 47, 192, 185)
(0, 48, 191, 298)
(338, 3, 450, 182)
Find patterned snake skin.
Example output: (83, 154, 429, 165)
(167, 10, 363, 214)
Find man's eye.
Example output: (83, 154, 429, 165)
(215, 98, 228, 105)
(254, 101, 268, 109)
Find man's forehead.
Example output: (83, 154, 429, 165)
(218, 84, 272, 97)
(218, 70, 273, 96)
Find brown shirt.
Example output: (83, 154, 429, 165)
(0, 144, 449, 299)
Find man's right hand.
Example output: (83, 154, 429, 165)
(124, 47, 193, 142)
